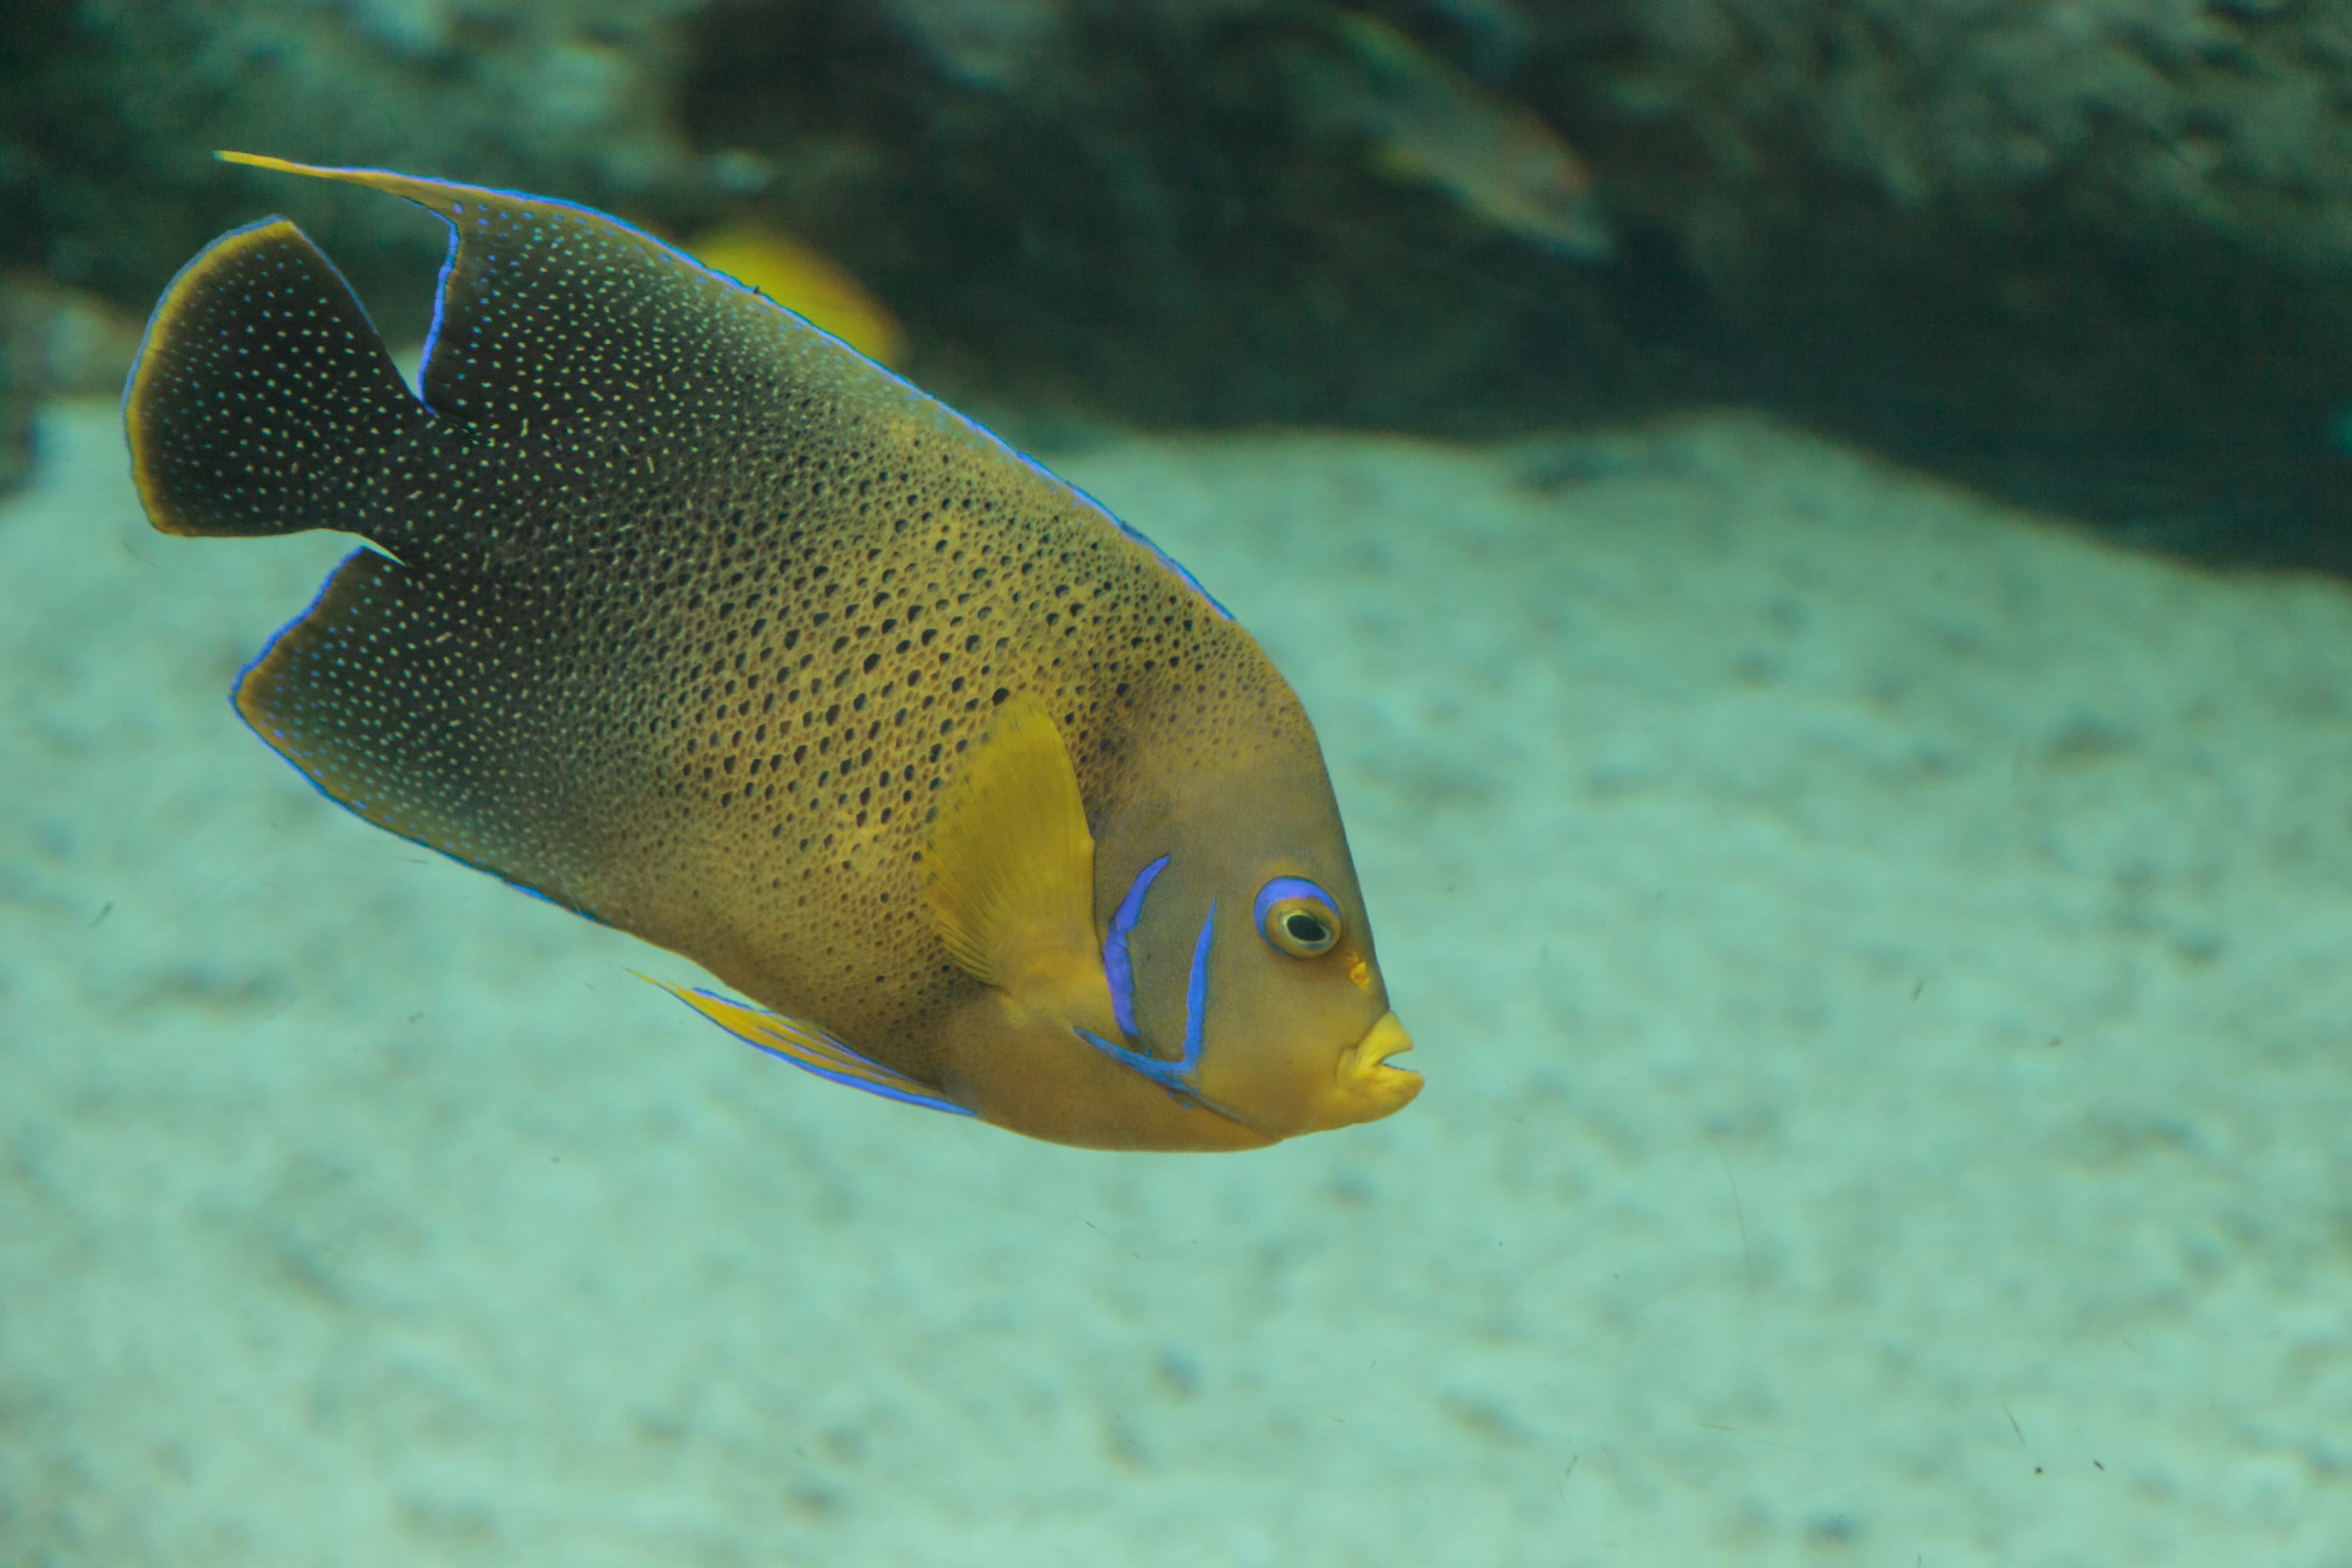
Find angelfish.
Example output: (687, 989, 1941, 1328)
(123, 154, 1421, 1152)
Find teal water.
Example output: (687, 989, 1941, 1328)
(5, 396, 2348, 1564)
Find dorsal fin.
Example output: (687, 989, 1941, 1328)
(217, 153, 863, 450)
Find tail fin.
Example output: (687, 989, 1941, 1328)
(124, 213, 429, 540)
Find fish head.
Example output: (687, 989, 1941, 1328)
(1100, 760, 1420, 1142)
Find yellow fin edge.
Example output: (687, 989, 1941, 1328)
(125, 216, 307, 536)
(634, 973, 974, 1118)
(216, 149, 476, 219)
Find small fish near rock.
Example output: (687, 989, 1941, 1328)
(122, 154, 1420, 1152)
(1289, 9, 1613, 261)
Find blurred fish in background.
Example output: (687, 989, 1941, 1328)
(678, 221, 908, 364)
(1281, 6, 1613, 260)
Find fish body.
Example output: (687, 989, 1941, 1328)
(124, 154, 1419, 1151)
(1298, 10, 1612, 260)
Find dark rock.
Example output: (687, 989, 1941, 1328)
(0, 276, 36, 497)
(5, 0, 2349, 567)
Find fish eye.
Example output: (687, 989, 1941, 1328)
(1254, 876, 1343, 959)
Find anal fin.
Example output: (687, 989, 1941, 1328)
(642, 976, 975, 1118)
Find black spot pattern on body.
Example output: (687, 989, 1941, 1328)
(133, 178, 1312, 1077)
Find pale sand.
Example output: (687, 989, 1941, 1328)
(2, 399, 2346, 1564)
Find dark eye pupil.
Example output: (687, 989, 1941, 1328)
(1285, 912, 1327, 943)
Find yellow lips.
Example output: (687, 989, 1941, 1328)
(1314, 1011, 1420, 1131)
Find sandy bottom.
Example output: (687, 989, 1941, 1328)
(2, 398, 2347, 1565)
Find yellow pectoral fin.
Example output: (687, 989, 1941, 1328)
(638, 975, 974, 1118)
(922, 694, 1102, 997)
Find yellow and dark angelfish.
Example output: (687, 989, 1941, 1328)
(123, 153, 1421, 1152)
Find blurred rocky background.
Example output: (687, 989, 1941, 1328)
(2, 0, 2347, 571)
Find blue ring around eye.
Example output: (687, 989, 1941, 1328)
(1253, 876, 1338, 952)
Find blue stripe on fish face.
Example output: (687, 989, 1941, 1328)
(1180, 899, 1213, 1071)
(1077, 899, 1223, 1108)
(1102, 854, 1170, 1042)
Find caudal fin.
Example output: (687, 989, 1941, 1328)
(124, 213, 428, 540)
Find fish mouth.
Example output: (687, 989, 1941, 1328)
(1331, 1011, 1421, 1123)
